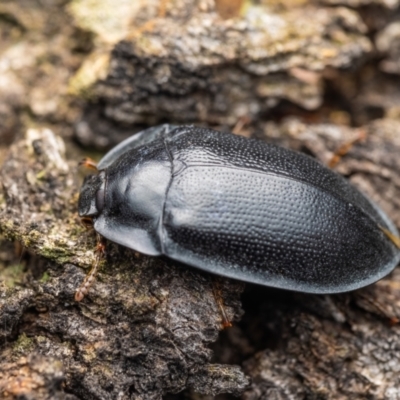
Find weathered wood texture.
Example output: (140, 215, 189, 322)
(1, 0, 400, 399)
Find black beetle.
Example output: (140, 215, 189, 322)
(77, 124, 400, 299)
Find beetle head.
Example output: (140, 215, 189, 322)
(78, 171, 105, 221)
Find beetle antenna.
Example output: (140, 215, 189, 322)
(75, 235, 106, 302)
(212, 280, 232, 329)
(79, 157, 98, 171)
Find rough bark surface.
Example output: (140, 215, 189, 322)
(71, 0, 372, 148)
(1, 0, 400, 399)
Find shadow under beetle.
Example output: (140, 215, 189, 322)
(76, 124, 400, 301)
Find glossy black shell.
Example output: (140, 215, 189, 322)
(78, 125, 400, 294)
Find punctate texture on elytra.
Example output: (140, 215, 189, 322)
(78, 125, 400, 294)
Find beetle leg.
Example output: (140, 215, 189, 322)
(79, 157, 98, 171)
(232, 115, 251, 136)
(212, 280, 232, 329)
(328, 130, 366, 168)
(75, 235, 106, 302)
(380, 226, 400, 249)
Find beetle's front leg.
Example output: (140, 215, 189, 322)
(79, 157, 98, 171)
(75, 234, 106, 302)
